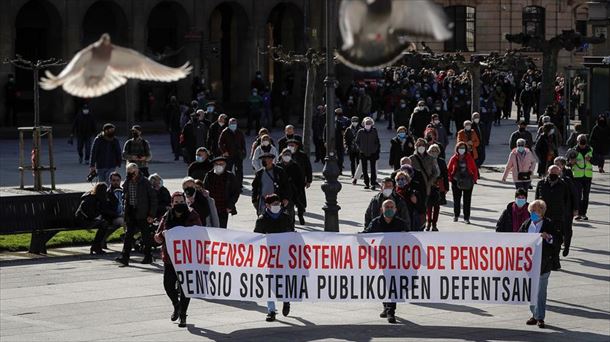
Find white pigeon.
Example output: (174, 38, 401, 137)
(338, 0, 452, 71)
(40, 33, 192, 98)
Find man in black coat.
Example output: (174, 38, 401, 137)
(554, 157, 579, 257)
(364, 178, 410, 228)
(188, 147, 213, 182)
(251, 153, 291, 216)
(203, 157, 240, 228)
(165, 96, 182, 161)
(116, 163, 157, 266)
(286, 139, 312, 224)
(389, 126, 415, 170)
(181, 110, 210, 164)
(344, 116, 361, 179)
(207, 114, 227, 157)
(363, 199, 411, 324)
(535, 165, 572, 270)
(276, 148, 305, 228)
(509, 121, 534, 150)
(277, 125, 303, 153)
(72, 104, 96, 164)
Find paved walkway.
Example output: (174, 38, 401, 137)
(1, 113, 609, 341)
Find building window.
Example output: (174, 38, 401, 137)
(444, 6, 476, 52)
(523, 6, 545, 39)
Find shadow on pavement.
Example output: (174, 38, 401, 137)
(563, 258, 610, 270)
(412, 303, 492, 317)
(557, 268, 610, 283)
(186, 321, 610, 342)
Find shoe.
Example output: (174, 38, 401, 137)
(370, 185, 376, 191)
(364, 185, 370, 189)
(141, 256, 154, 264)
(537, 320, 545, 328)
(171, 304, 180, 321)
(266, 311, 276, 322)
(575, 216, 582, 221)
(453, 217, 458, 222)
(464, 219, 471, 224)
(90, 247, 106, 255)
(174, 156, 180, 161)
(352, 179, 357, 185)
(425, 223, 431, 231)
(562, 246, 570, 257)
(178, 315, 187, 328)
(432, 225, 438, 232)
(282, 302, 290, 316)
(298, 214, 305, 225)
(114, 256, 129, 266)
(84, 159, 89, 165)
(387, 312, 396, 324)
(526, 317, 537, 325)
(582, 216, 588, 221)
(379, 308, 388, 318)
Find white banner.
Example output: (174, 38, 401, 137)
(165, 227, 542, 304)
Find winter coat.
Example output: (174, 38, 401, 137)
(496, 202, 530, 233)
(292, 150, 313, 184)
(251, 166, 291, 206)
(509, 129, 534, 149)
(203, 170, 241, 213)
(355, 127, 380, 158)
(519, 218, 560, 274)
(389, 136, 415, 169)
(155, 209, 202, 263)
(122, 138, 152, 168)
(502, 148, 537, 183)
(254, 210, 294, 234)
(90, 134, 122, 169)
(364, 192, 410, 228)
(276, 160, 306, 209)
(590, 123, 610, 155)
(535, 178, 571, 223)
(154, 186, 171, 219)
(252, 145, 278, 170)
(447, 153, 478, 183)
(409, 108, 431, 138)
(207, 121, 225, 156)
(181, 119, 209, 160)
(72, 112, 96, 138)
(218, 128, 246, 159)
(188, 160, 214, 181)
(409, 153, 440, 195)
(363, 216, 410, 233)
(456, 129, 480, 160)
(122, 175, 157, 220)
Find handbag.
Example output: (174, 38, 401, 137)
(515, 155, 531, 181)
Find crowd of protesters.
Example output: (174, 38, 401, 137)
(73, 66, 608, 327)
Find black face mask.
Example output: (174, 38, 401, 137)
(132, 132, 140, 139)
(548, 174, 559, 182)
(599, 120, 607, 126)
(184, 187, 196, 197)
(519, 127, 526, 132)
(173, 203, 189, 216)
(286, 134, 294, 139)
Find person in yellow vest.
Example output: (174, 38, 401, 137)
(573, 134, 593, 221)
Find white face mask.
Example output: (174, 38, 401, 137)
(213, 165, 225, 174)
(288, 146, 296, 153)
(382, 188, 393, 197)
(352, 122, 358, 127)
(270, 205, 282, 214)
(417, 146, 426, 154)
(364, 124, 372, 130)
(464, 125, 472, 131)
(282, 155, 292, 163)
(473, 118, 480, 124)
(433, 120, 440, 125)
(458, 148, 466, 155)
(549, 129, 555, 135)
(262, 140, 270, 147)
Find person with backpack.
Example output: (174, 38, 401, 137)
(447, 142, 478, 224)
(75, 182, 111, 255)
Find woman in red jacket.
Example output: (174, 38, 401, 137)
(447, 142, 478, 224)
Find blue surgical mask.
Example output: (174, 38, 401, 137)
(229, 124, 237, 131)
(517, 146, 525, 153)
(383, 209, 395, 218)
(397, 179, 407, 187)
(397, 132, 406, 139)
(530, 212, 540, 222)
(195, 156, 204, 162)
(515, 198, 527, 208)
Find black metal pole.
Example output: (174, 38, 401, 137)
(321, 0, 341, 232)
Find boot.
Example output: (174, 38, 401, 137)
(178, 314, 187, 328)
(114, 256, 129, 266)
(425, 222, 431, 231)
(171, 303, 180, 321)
(282, 302, 291, 317)
(298, 213, 305, 226)
(387, 311, 396, 324)
(266, 311, 276, 322)
(431, 224, 438, 232)
(141, 255, 154, 264)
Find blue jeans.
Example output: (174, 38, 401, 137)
(267, 301, 276, 313)
(530, 271, 550, 320)
(77, 136, 92, 161)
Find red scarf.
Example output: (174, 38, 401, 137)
(511, 202, 530, 232)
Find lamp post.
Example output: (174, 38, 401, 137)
(321, 0, 341, 232)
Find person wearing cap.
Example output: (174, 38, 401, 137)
(155, 191, 202, 328)
(115, 163, 157, 266)
(286, 139, 312, 224)
(509, 121, 534, 150)
(182, 176, 219, 227)
(181, 109, 210, 164)
(389, 126, 415, 171)
(409, 100, 431, 138)
(122, 125, 152, 177)
(188, 147, 213, 182)
(356, 117, 381, 189)
(254, 193, 294, 322)
(219, 118, 246, 185)
(278, 125, 303, 153)
(344, 116, 362, 180)
(276, 148, 305, 227)
(251, 153, 290, 215)
(90, 123, 122, 184)
(72, 104, 97, 164)
(456, 120, 480, 162)
(207, 113, 227, 156)
(203, 156, 240, 228)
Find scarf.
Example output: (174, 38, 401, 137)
(511, 202, 530, 232)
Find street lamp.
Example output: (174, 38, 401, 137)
(321, 0, 341, 232)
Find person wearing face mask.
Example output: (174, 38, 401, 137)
(363, 199, 411, 324)
(250, 128, 276, 159)
(447, 142, 478, 224)
(122, 125, 152, 178)
(554, 157, 578, 257)
(409, 138, 440, 228)
(203, 157, 240, 228)
(149, 173, 171, 219)
(425, 144, 448, 231)
(572, 135, 594, 221)
(409, 100, 431, 138)
(275, 149, 305, 228)
(389, 126, 415, 170)
(502, 138, 537, 190)
(456, 120, 481, 163)
(181, 109, 210, 164)
(364, 178, 409, 229)
(589, 114, 609, 173)
(509, 121, 534, 150)
(519, 83, 535, 124)
(247, 88, 264, 135)
(252, 135, 278, 170)
(534, 123, 558, 178)
(115, 163, 157, 266)
(355, 117, 381, 190)
(154, 192, 202, 328)
(356, 87, 372, 120)
(394, 98, 411, 129)
(254, 194, 294, 322)
(252, 153, 291, 215)
(188, 147, 213, 181)
(207, 113, 228, 157)
(102, 172, 125, 246)
(219, 118, 246, 186)
(165, 96, 182, 161)
(71, 104, 96, 164)
(518, 200, 559, 329)
(496, 188, 530, 233)
(344, 116, 362, 180)
(535, 165, 572, 269)
(90, 123, 122, 185)
(470, 112, 487, 167)
(286, 139, 312, 224)
(394, 170, 423, 229)
(182, 177, 218, 228)
(278, 125, 303, 153)
(75, 182, 111, 255)
(429, 114, 448, 151)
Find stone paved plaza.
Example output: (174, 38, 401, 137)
(1, 117, 609, 341)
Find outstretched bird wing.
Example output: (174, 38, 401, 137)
(39, 44, 93, 91)
(109, 46, 192, 82)
(339, 0, 368, 50)
(390, 0, 452, 42)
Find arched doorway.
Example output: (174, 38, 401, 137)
(266, 3, 305, 123)
(144, 1, 190, 121)
(209, 2, 250, 104)
(82, 0, 128, 121)
(14, 0, 63, 125)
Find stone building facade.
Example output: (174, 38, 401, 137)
(0, 0, 602, 125)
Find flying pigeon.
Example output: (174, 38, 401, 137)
(337, 0, 452, 71)
(40, 33, 192, 98)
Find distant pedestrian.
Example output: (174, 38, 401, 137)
(219, 118, 246, 186)
(122, 125, 152, 178)
(90, 123, 122, 184)
(72, 104, 96, 164)
(344, 116, 361, 179)
(447, 142, 478, 224)
(502, 138, 536, 190)
(572, 135, 594, 221)
(456, 120, 480, 163)
(389, 126, 415, 171)
(589, 114, 609, 173)
(509, 121, 534, 150)
(203, 157, 240, 228)
(355, 117, 380, 190)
